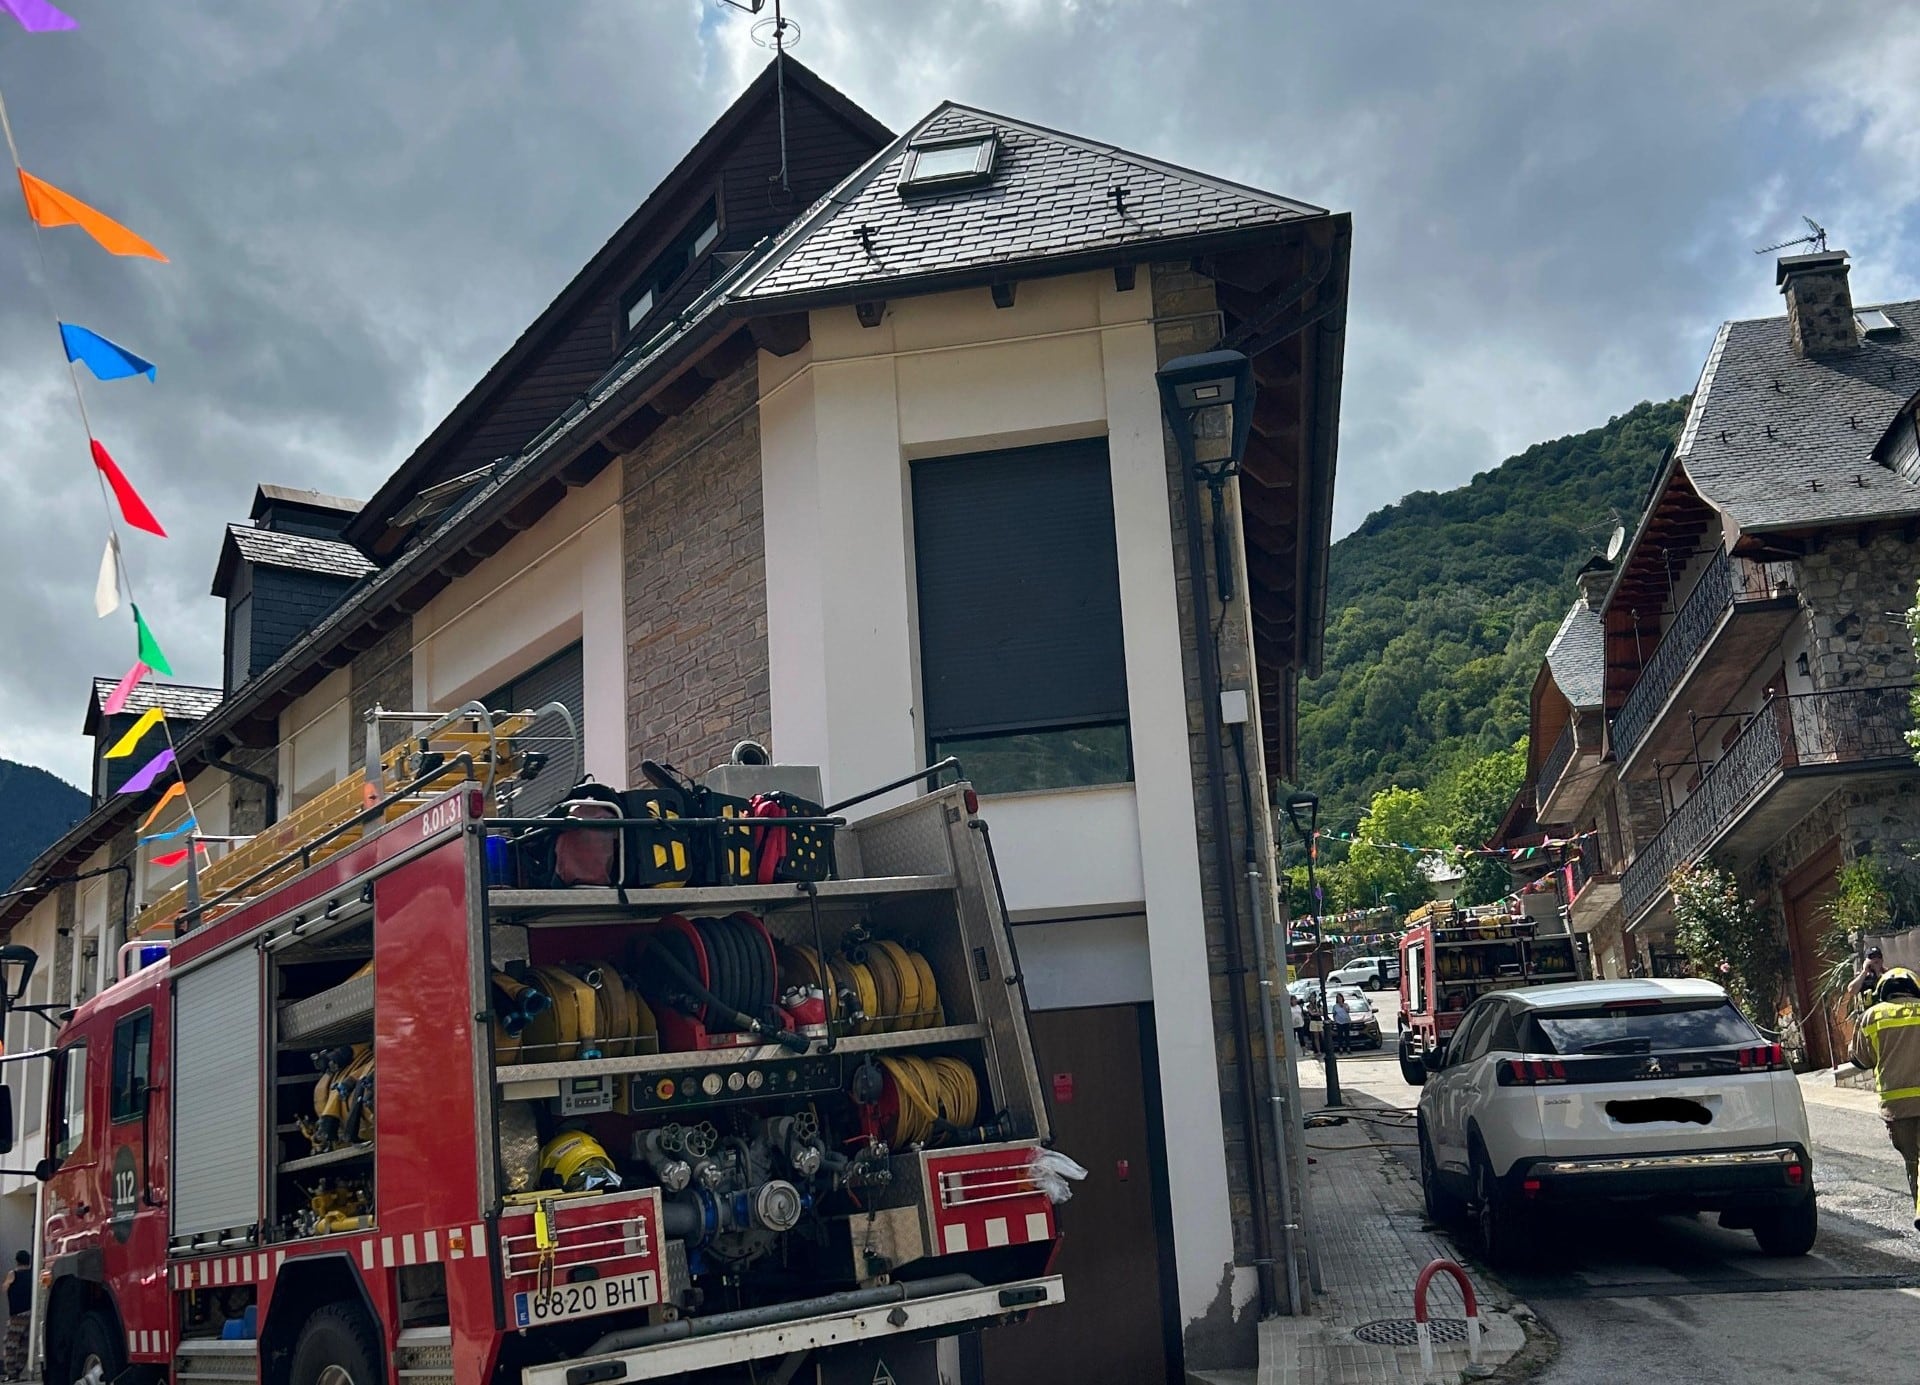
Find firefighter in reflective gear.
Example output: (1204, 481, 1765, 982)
(1849, 966, 1920, 1202)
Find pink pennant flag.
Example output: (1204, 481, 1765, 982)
(117, 747, 175, 794)
(0, 0, 77, 33)
(102, 662, 148, 716)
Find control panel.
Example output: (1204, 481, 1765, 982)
(626, 1055, 844, 1113)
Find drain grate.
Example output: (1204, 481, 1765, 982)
(1352, 1317, 1470, 1346)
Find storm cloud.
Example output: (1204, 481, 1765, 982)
(0, 0, 1915, 784)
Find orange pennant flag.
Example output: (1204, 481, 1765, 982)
(17, 170, 167, 261)
(139, 781, 185, 833)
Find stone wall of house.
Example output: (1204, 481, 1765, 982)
(621, 360, 772, 781)
(1153, 261, 1283, 1365)
(349, 619, 417, 756)
(1797, 531, 1920, 690)
(225, 746, 278, 836)
(52, 883, 74, 1005)
(1759, 777, 1920, 898)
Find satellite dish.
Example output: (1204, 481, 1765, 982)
(1604, 525, 1626, 563)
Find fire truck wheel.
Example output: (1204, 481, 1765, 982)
(71, 1310, 125, 1385)
(290, 1301, 383, 1385)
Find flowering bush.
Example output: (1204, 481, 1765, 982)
(1669, 862, 1789, 1024)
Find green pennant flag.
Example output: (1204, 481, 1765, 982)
(132, 604, 173, 677)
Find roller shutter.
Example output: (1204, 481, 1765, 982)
(172, 948, 263, 1240)
(487, 642, 586, 816)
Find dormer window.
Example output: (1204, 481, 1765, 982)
(898, 134, 997, 194)
(621, 198, 722, 338)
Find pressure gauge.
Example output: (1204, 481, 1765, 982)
(727, 1071, 746, 1092)
(701, 1073, 724, 1098)
(746, 1070, 765, 1091)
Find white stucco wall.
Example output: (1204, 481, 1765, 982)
(756, 270, 1251, 1335)
(411, 467, 626, 786)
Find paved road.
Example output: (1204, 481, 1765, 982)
(1300, 1009, 1920, 1382)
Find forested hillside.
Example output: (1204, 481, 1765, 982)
(1296, 398, 1686, 835)
(0, 757, 86, 888)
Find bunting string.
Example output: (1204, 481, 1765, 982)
(0, 28, 201, 863)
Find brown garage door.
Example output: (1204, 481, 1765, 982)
(979, 1003, 1176, 1384)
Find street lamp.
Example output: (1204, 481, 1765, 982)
(1283, 790, 1340, 1107)
(1156, 350, 1257, 602)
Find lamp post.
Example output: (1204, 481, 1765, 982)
(1284, 791, 1340, 1107)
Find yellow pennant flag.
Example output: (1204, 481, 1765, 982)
(104, 704, 163, 759)
(17, 169, 168, 261)
(138, 781, 185, 833)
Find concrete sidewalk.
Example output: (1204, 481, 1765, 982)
(1257, 1099, 1533, 1385)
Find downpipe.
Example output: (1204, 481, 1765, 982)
(1244, 848, 1305, 1317)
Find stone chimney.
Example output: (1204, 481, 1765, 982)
(1777, 251, 1857, 357)
(1575, 557, 1612, 610)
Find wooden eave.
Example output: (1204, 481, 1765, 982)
(1601, 467, 1717, 712)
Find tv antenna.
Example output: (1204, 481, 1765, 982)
(720, 0, 799, 200)
(1754, 216, 1828, 256)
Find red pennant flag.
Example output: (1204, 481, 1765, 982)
(90, 439, 166, 537)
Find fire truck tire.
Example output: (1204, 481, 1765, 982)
(70, 1309, 125, 1385)
(289, 1301, 383, 1385)
(1397, 1036, 1425, 1087)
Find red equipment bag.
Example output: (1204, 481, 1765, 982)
(521, 781, 625, 888)
(748, 792, 835, 884)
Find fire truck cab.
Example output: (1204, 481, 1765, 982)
(1396, 902, 1583, 1086)
(16, 736, 1066, 1385)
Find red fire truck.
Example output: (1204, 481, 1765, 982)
(1395, 902, 1583, 1085)
(9, 740, 1066, 1384)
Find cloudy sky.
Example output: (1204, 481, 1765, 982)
(1, 0, 1917, 786)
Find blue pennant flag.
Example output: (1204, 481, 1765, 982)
(138, 815, 197, 845)
(59, 322, 156, 382)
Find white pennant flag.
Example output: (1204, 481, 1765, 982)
(94, 534, 122, 618)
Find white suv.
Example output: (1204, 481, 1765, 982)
(1415, 978, 1816, 1266)
(1327, 955, 1398, 991)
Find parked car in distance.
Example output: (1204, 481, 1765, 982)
(1328, 955, 1400, 991)
(1305, 986, 1383, 1051)
(1415, 978, 1816, 1267)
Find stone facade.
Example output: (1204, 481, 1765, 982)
(349, 619, 417, 756)
(1795, 531, 1920, 691)
(1152, 262, 1286, 1366)
(621, 360, 772, 782)
(224, 746, 278, 836)
(51, 883, 74, 1006)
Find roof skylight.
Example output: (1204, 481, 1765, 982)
(1858, 307, 1900, 339)
(898, 134, 997, 194)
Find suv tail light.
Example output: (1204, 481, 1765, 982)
(1736, 1043, 1788, 1072)
(1496, 1059, 1568, 1086)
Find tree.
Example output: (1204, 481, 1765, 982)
(1346, 785, 1440, 913)
(1435, 741, 1528, 907)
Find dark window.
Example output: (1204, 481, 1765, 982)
(110, 1009, 152, 1123)
(1447, 1003, 1496, 1067)
(52, 1039, 87, 1163)
(1530, 999, 1760, 1055)
(621, 197, 721, 339)
(912, 439, 1131, 795)
(226, 591, 253, 692)
(484, 642, 586, 817)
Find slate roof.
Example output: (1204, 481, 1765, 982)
(86, 679, 221, 726)
(734, 103, 1326, 303)
(1676, 298, 1920, 532)
(1543, 600, 1604, 709)
(224, 525, 377, 582)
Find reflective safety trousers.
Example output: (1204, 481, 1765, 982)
(1850, 999, 1920, 1121)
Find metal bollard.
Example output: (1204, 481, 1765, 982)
(1413, 1257, 1480, 1377)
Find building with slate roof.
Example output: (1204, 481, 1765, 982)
(1517, 249, 1920, 1061)
(0, 57, 1348, 1370)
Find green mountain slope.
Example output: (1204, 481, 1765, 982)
(1297, 397, 1686, 832)
(0, 758, 87, 889)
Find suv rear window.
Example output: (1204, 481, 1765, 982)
(1528, 1000, 1760, 1055)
